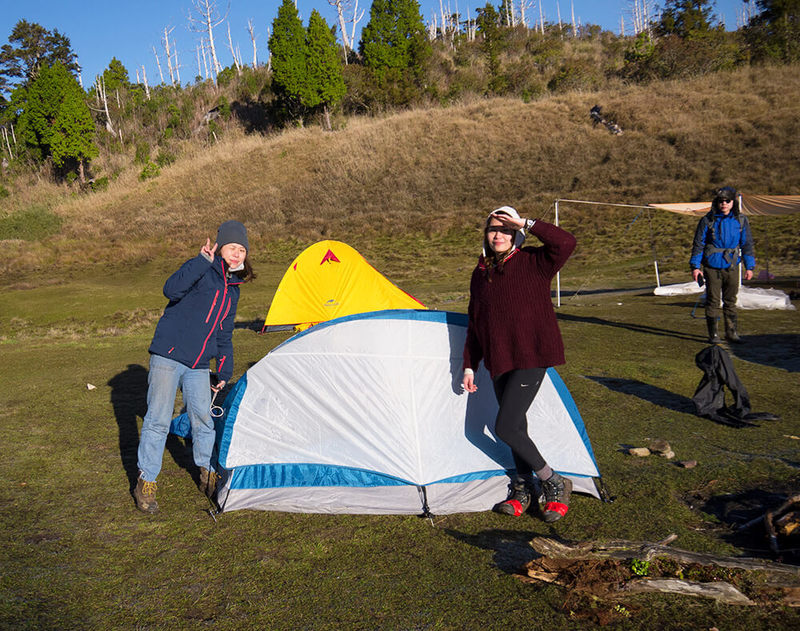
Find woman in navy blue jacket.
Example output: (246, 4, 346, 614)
(135, 221, 255, 514)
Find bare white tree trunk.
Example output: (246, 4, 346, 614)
(153, 46, 164, 84)
(349, 0, 364, 54)
(247, 18, 258, 68)
(570, 0, 577, 36)
(141, 65, 151, 100)
(163, 26, 176, 85)
(329, 0, 352, 56)
(188, 0, 230, 83)
(737, 1, 754, 28)
(266, 27, 272, 72)
(538, 1, 545, 34)
(171, 34, 181, 85)
(227, 22, 242, 74)
(519, 0, 531, 28)
(95, 75, 115, 134)
(557, 1, 563, 33)
(2, 126, 14, 160)
(627, 0, 655, 36)
(200, 39, 211, 80)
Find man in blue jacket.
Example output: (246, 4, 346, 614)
(690, 186, 756, 343)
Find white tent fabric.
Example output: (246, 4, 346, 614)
(214, 310, 601, 515)
(653, 282, 795, 310)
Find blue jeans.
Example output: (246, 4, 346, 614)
(137, 354, 215, 482)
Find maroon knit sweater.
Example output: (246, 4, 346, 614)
(463, 220, 576, 378)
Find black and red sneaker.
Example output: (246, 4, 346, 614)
(541, 472, 572, 523)
(492, 481, 532, 516)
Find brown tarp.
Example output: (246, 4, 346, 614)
(649, 194, 800, 217)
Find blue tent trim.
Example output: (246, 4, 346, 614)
(225, 463, 594, 491)
(216, 371, 249, 466)
(227, 463, 510, 491)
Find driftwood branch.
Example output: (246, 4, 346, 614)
(620, 578, 754, 605)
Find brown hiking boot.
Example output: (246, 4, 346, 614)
(541, 472, 572, 523)
(199, 467, 218, 500)
(134, 476, 159, 514)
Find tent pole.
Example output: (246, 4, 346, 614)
(647, 208, 660, 287)
(555, 200, 561, 307)
(738, 193, 743, 286)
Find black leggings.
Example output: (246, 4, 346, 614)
(492, 367, 548, 477)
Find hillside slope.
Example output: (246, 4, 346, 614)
(5, 65, 800, 277)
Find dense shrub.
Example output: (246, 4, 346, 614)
(138, 161, 160, 181)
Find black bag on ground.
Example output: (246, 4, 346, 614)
(692, 345, 779, 427)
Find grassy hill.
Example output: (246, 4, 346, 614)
(2, 64, 799, 286)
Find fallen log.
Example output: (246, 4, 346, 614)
(521, 536, 800, 607)
(620, 578, 754, 605)
(529, 536, 800, 580)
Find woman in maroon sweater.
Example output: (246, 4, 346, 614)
(462, 206, 576, 522)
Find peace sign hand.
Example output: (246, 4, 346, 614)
(200, 238, 218, 261)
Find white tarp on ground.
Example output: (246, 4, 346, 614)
(654, 282, 795, 310)
(214, 310, 601, 515)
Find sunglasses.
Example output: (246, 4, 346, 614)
(486, 226, 516, 236)
(718, 198, 733, 203)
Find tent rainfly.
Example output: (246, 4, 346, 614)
(213, 310, 602, 515)
(262, 240, 425, 332)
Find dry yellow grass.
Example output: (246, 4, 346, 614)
(3, 64, 799, 276)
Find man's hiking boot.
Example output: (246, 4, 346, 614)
(134, 475, 159, 514)
(724, 315, 742, 343)
(541, 472, 572, 523)
(492, 481, 532, 516)
(706, 317, 721, 344)
(199, 467, 218, 500)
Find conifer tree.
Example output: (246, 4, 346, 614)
(102, 57, 130, 92)
(745, 0, 800, 62)
(306, 10, 346, 130)
(656, 0, 717, 39)
(476, 3, 507, 95)
(269, 0, 312, 121)
(0, 20, 79, 96)
(19, 63, 97, 182)
(360, 0, 430, 99)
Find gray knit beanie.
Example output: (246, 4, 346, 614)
(216, 220, 249, 251)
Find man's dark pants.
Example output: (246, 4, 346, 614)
(703, 265, 739, 319)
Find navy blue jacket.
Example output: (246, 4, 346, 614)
(689, 209, 755, 271)
(149, 255, 242, 382)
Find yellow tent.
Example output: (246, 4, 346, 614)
(263, 240, 426, 332)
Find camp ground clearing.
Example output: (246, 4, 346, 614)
(2, 245, 799, 630)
